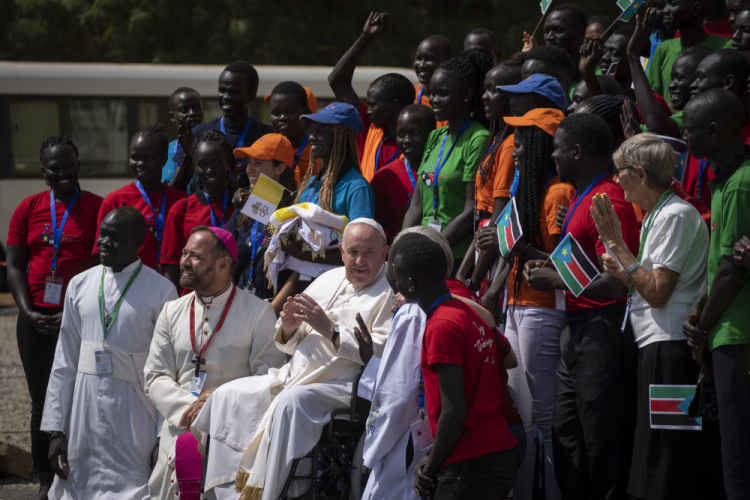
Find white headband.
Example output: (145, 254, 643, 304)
(345, 218, 386, 242)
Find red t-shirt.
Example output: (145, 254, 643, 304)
(371, 158, 416, 244)
(422, 299, 517, 466)
(676, 18, 733, 39)
(563, 177, 639, 311)
(445, 279, 523, 427)
(7, 190, 103, 307)
(161, 192, 236, 266)
(93, 182, 187, 270)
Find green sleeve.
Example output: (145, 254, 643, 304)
(719, 182, 750, 256)
(462, 130, 490, 182)
(670, 111, 685, 138)
(646, 44, 666, 99)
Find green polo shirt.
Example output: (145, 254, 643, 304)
(639, 111, 684, 137)
(707, 151, 750, 350)
(646, 34, 733, 102)
(418, 121, 489, 258)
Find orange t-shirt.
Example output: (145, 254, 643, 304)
(493, 134, 517, 199)
(293, 142, 315, 187)
(507, 177, 576, 309)
(475, 134, 515, 212)
(414, 84, 449, 129)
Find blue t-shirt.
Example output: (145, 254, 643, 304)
(299, 165, 375, 221)
(162, 139, 196, 195)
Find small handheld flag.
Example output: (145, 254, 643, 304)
(540, 0, 553, 14)
(617, 0, 644, 22)
(240, 174, 286, 225)
(497, 198, 523, 258)
(550, 234, 600, 297)
(649, 385, 702, 430)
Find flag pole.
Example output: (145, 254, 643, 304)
(599, 7, 628, 39)
(531, 13, 546, 38)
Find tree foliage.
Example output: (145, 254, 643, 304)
(1, 0, 625, 66)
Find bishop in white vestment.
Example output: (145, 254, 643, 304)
(192, 219, 394, 500)
(41, 208, 178, 500)
(145, 226, 284, 500)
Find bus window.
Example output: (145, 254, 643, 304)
(69, 98, 128, 177)
(9, 100, 60, 176)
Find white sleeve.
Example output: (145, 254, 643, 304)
(40, 282, 82, 433)
(249, 302, 287, 375)
(647, 210, 697, 274)
(144, 302, 197, 429)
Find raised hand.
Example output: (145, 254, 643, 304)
(627, 9, 657, 61)
(293, 293, 334, 340)
(590, 193, 624, 248)
(363, 12, 388, 38)
(579, 38, 603, 77)
(522, 31, 539, 52)
(280, 296, 304, 337)
(620, 99, 642, 140)
(353, 313, 373, 364)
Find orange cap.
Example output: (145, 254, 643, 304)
(234, 134, 294, 167)
(264, 86, 318, 113)
(503, 108, 566, 137)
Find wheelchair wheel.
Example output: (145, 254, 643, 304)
(349, 432, 369, 500)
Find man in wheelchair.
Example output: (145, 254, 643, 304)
(192, 218, 393, 500)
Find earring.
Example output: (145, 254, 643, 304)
(575, 155, 581, 160)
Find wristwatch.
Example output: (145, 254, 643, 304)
(465, 278, 480, 292)
(330, 325, 340, 345)
(623, 262, 642, 278)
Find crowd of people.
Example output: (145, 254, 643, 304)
(6, 0, 750, 499)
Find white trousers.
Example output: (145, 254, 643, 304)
(505, 305, 566, 500)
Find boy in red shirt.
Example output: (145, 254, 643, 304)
(390, 236, 517, 499)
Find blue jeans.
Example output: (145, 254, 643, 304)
(433, 448, 517, 500)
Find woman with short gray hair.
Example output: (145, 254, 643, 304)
(590, 133, 709, 497)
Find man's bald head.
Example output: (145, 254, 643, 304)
(340, 222, 389, 287)
(97, 207, 145, 270)
(683, 88, 746, 158)
(420, 35, 453, 59)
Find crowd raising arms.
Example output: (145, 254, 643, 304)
(9, 2, 750, 499)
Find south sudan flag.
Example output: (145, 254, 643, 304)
(550, 234, 599, 297)
(649, 385, 702, 430)
(497, 198, 523, 258)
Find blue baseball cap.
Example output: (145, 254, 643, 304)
(300, 102, 364, 136)
(497, 74, 569, 112)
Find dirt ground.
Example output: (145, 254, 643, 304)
(0, 308, 41, 497)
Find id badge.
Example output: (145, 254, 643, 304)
(43, 276, 64, 305)
(189, 371, 207, 397)
(410, 411, 434, 451)
(95, 349, 113, 376)
(427, 217, 442, 233)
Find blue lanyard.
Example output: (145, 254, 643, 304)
(221, 117, 252, 150)
(292, 134, 310, 170)
(432, 119, 472, 210)
(561, 173, 607, 236)
(427, 292, 453, 318)
(248, 220, 264, 284)
(208, 189, 229, 229)
(171, 141, 179, 168)
(375, 139, 400, 174)
(135, 181, 166, 265)
(416, 85, 424, 103)
(697, 159, 709, 200)
(510, 168, 520, 197)
(49, 188, 80, 273)
(305, 180, 320, 204)
(403, 159, 417, 192)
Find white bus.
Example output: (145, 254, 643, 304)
(0, 62, 416, 245)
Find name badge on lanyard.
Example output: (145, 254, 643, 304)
(410, 409, 434, 451)
(44, 189, 79, 305)
(95, 349, 113, 376)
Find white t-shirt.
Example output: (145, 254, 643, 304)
(629, 196, 709, 348)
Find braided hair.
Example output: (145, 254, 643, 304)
(511, 126, 556, 303)
(294, 124, 360, 213)
(435, 49, 494, 129)
(478, 55, 526, 188)
(369, 73, 416, 108)
(39, 135, 79, 162)
(577, 94, 631, 145)
(190, 129, 236, 190)
(134, 122, 169, 161)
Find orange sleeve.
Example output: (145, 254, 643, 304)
(544, 182, 576, 236)
(492, 135, 516, 199)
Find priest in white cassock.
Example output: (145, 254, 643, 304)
(361, 232, 431, 500)
(192, 218, 394, 500)
(41, 207, 178, 500)
(144, 226, 284, 500)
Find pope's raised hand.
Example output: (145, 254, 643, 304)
(280, 296, 304, 336)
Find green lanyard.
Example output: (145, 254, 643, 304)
(629, 189, 673, 295)
(98, 261, 143, 336)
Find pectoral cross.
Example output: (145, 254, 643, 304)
(104, 313, 111, 328)
(192, 355, 205, 377)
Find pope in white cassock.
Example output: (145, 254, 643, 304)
(144, 225, 285, 499)
(192, 218, 394, 500)
(41, 208, 178, 499)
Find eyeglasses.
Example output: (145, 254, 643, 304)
(612, 166, 635, 175)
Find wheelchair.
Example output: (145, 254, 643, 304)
(278, 370, 371, 500)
